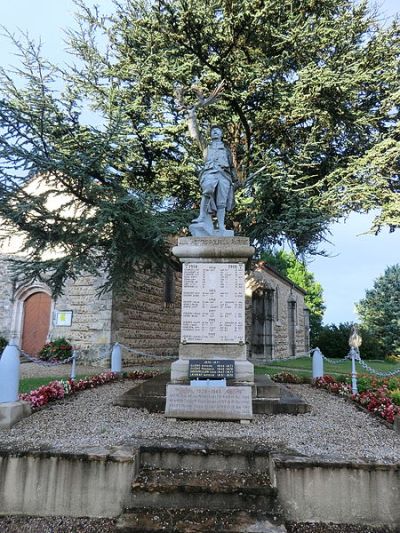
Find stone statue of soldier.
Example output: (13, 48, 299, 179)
(175, 81, 238, 236)
(191, 125, 237, 234)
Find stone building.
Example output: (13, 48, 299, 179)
(0, 256, 181, 361)
(0, 253, 308, 362)
(246, 263, 310, 363)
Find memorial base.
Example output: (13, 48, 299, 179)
(170, 359, 254, 384)
(0, 401, 31, 429)
(167, 236, 255, 421)
(165, 384, 253, 421)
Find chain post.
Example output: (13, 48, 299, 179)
(111, 343, 122, 373)
(70, 350, 77, 380)
(312, 347, 324, 379)
(0, 343, 21, 403)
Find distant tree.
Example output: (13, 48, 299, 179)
(356, 265, 400, 356)
(0, 0, 399, 294)
(261, 250, 325, 343)
(313, 322, 385, 360)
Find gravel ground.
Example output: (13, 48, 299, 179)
(0, 517, 394, 533)
(2, 374, 400, 462)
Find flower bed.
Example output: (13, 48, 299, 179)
(313, 375, 400, 424)
(20, 370, 157, 410)
(272, 372, 310, 384)
(38, 338, 73, 362)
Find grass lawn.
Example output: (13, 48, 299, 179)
(255, 356, 400, 378)
(19, 375, 88, 394)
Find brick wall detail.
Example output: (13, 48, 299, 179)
(111, 270, 182, 361)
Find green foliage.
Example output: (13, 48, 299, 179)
(313, 322, 385, 359)
(356, 265, 400, 358)
(19, 375, 85, 394)
(389, 390, 400, 406)
(0, 1, 399, 292)
(261, 249, 325, 341)
(386, 354, 400, 364)
(271, 372, 310, 384)
(38, 338, 73, 362)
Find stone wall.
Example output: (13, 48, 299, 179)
(50, 272, 113, 363)
(0, 446, 138, 517)
(0, 258, 15, 340)
(246, 265, 309, 361)
(111, 270, 182, 361)
(273, 455, 400, 527)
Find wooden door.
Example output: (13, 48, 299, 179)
(21, 292, 51, 355)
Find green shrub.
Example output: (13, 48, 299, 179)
(38, 338, 73, 362)
(388, 389, 400, 406)
(387, 378, 400, 391)
(272, 372, 310, 384)
(312, 322, 385, 360)
(385, 354, 400, 364)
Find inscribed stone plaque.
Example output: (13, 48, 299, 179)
(189, 359, 235, 379)
(181, 263, 245, 344)
(165, 384, 253, 420)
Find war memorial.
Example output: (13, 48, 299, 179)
(0, 3, 399, 529)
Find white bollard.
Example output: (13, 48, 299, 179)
(0, 344, 21, 403)
(70, 350, 77, 380)
(312, 347, 324, 379)
(111, 343, 122, 373)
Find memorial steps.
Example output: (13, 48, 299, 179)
(116, 440, 284, 532)
(113, 372, 311, 416)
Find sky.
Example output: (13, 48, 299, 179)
(0, 0, 399, 326)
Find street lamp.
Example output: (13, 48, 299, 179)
(348, 324, 362, 394)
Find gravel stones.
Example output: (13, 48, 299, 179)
(1, 378, 399, 463)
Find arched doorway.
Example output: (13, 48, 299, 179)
(251, 288, 274, 362)
(21, 292, 52, 355)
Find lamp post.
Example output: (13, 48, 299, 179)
(348, 325, 362, 394)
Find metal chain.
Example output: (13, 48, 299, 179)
(118, 343, 176, 361)
(19, 348, 109, 366)
(16, 343, 172, 365)
(20, 350, 75, 366)
(358, 358, 400, 377)
(75, 351, 110, 364)
(321, 354, 348, 366)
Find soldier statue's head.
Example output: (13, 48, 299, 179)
(210, 125, 223, 141)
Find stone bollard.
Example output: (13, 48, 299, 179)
(0, 344, 20, 403)
(0, 343, 31, 429)
(312, 347, 324, 379)
(111, 343, 122, 373)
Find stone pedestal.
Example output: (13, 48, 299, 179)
(0, 401, 31, 429)
(166, 236, 254, 421)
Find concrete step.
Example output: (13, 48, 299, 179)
(253, 374, 281, 400)
(116, 508, 287, 532)
(253, 386, 311, 415)
(126, 467, 277, 511)
(114, 373, 169, 412)
(139, 438, 273, 472)
(114, 373, 310, 415)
